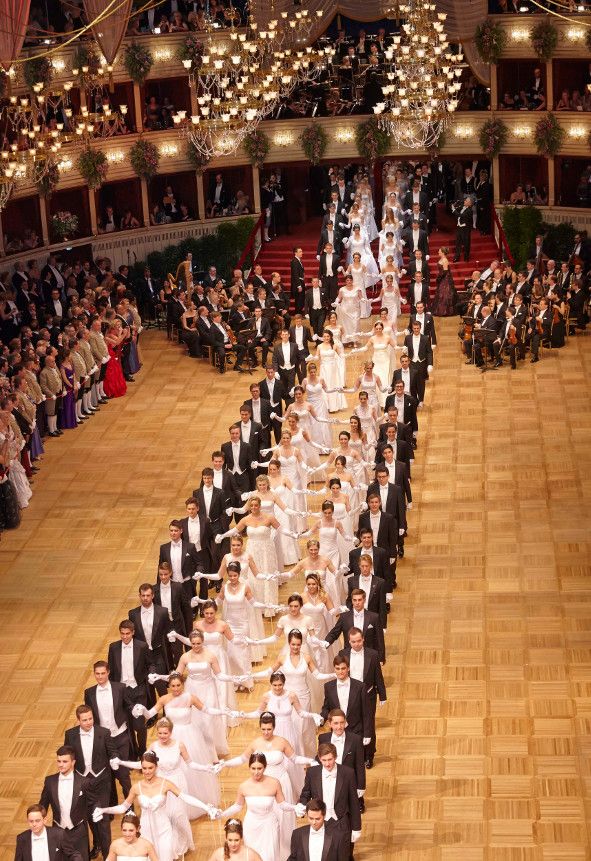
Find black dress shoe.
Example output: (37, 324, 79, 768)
(530, 357, 539, 363)
(465, 360, 473, 365)
(89, 847, 100, 860)
(359, 798, 365, 814)
(365, 758, 373, 769)
(397, 547, 404, 558)
(125, 375, 135, 382)
(392, 580, 397, 589)
(386, 603, 391, 614)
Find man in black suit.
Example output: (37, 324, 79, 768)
(403, 323, 433, 404)
(375, 425, 413, 477)
(154, 561, 193, 665)
(406, 272, 430, 315)
(469, 305, 501, 367)
(83, 662, 133, 800)
(402, 220, 428, 258)
(221, 423, 254, 494)
(258, 366, 288, 441)
(63, 707, 116, 860)
(321, 654, 372, 743)
(296, 743, 362, 848)
(453, 197, 473, 262)
(134, 267, 159, 322)
(159, 519, 206, 603)
(377, 445, 412, 508)
(318, 242, 340, 303)
(244, 383, 273, 449)
(250, 307, 272, 366)
(318, 710, 366, 808)
(407, 248, 431, 289)
(272, 328, 298, 394)
(410, 300, 437, 348)
(287, 798, 350, 861)
(403, 179, 429, 215)
(195, 470, 231, 567)
(348, 528, 391, 589)
(345, 551, 388, 628)
(378, 405, 414, 450)
(238, 404, 262, 462)
(179, 496, 215, 575)
(15, 804, 76, 861)
(290, 246, 306, 314)
(323, 590, 385, 663)
(128, 584, 170, 695)
(289, 313, 314, 383)
(304, 277, 330, 336)
(107, 619, 151, 755)
(367, 468, 407, 559)
(384, 382, 418, 440)
(392, 353, 420, 401)
(344, 627, 387, 768)
(403, 201, 428, 232)
(38, 749, 89, 861)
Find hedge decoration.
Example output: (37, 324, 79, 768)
(534, 113, 565, 157)
(77, 146, 108, 189)
(130, 138, 160, 182)
(242, 129, 271, 169)
(531, 20, 558, 61)
(299, 123, 328, 165)
(124, 42, 154, 85)
(23, 56, 52, 90)
(474, 19, 507, 64)
(478, 118, 508, 159)
(355, 117, 390, 164)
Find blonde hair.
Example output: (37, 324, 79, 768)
(305, 572, 328, 604)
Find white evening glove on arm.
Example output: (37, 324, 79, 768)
(351, 830, 362, 843)
(132, 703, 158, 719)
(289, 754, 317, 766)
(93, 803, 129, 821)
(219, 802, 242, 819)
(311, 670, 336, 681)
(111, 758, 141, 770)
(300, 711, 324, 727)
(220, 754, 248, 768)
(294, 803, 307, 818)
(179, 792, 220, 819)
(215, 527, 239, 544)
(148, 673, 171, 685)
(245, 633, 278, 645)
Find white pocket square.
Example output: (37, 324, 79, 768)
(367, 624, 374, 629)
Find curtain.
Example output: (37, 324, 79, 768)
(83, 0, 132, 65)
(0, 0, 31, 72)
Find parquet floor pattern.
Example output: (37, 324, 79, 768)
(0, 317, 590, 861)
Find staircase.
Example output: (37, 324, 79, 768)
(254, 210, 500, 312)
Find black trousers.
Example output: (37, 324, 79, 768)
(309, 308, 327, 336)
(125, 683, 148, 755)
(59, 822, 89, 861)
(322, 276, 339, 303)
(80, 771, 111, 856)
(109, 731, 132, 802)
(292, 288, 305, 314)
(411, 362, 427, 402)
(295, 349, 307, 383)
(455, 227, 471, 261)
(278, 367, 296, 399)
(363, 690, 378, 760)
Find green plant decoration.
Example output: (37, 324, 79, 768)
(242, 130, 271, 168)
(531, 20, 558, 61)
(474, 19, 507, 64)
(534, 113, 565, 156)
(478, 118, 508, 159)
(299, 123, 328, 165)
(124, 42, 154, 85)
(355, 117, 390, 164)
(34, 160, 60, 198)
(129, 138, 160, 182)
(77, 146, 108, 189)
(23, 56, 52, 91)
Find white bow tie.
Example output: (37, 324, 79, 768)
(323, 769, 336, 779)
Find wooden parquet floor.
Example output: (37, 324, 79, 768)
(1, 317, 590, 861)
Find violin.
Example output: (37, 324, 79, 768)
(463, 319, 475, 342)
(508, 325, 518, 346)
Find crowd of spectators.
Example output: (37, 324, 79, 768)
(489, 0, 588, 11)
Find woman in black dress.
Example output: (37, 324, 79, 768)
(432, 247, 457, 317)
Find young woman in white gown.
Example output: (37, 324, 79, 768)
(265, 459, 300, 565)
(304, 501, 352, 606)
(128, 678, 221, 806)
(218, 537, 266, 661)
(218, 561, 264, 681)
(341, 252, 372, 319)
(243, 474, 299, 573)
(348, 360, 386, 411)
(283, 386, 333, 450)
(345, 225, 379, 276)
(323, 478, 354, 562)
(307, 334, 347, 413)
(206, 819, 263, 861)
(323, 311, 347, 387)
(324, 431, 366, 489)
(284, 412, 321, 471)
(106, 813, 158, 861)
(378, 230, 402, 270)
(191, 601, 239, 719)
(378, 272, 402, 327)
(348, 415, 373, 488)
(271, 430, 308, 532)
(301, 572, 338, 673)
(219, 753, 297, 861)
(334, 276, 362, 346)
(94, 752, 218, 861)
(176, 630, 246, 756)
(301, 363, 332, 448)
(353, 391, 380, 453)
(356, 322, 396, 408)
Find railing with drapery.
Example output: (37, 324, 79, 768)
(236, 212, 265, 273)
(491, 204, 514, 265)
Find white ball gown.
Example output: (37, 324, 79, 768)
(336, 285, 362, 345)
(303, 382, 332, 448)
(247, 524, 279, 618)
(202, 630, 238, 726)
(135, 783, 176, 861)
(184, 661, 228, 756)
(243, 796, 280, 861)
(371, 342, 392, 408)
(147, 741, 195, 854)
(164, 694, 220, 806)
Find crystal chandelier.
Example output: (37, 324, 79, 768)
(373, 2, 463, 149)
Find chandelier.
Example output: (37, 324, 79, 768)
(373, 2, 463, 149)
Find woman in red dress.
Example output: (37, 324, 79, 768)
(103, 322, 127, 398)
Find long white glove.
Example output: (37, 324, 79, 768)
(179, 792, 220, 819)
(221, 754, 248, 768)
(148, 673, 171, 685)
(215, 527, 239, 544)
(188, 761, 221, 773)
(351, 830, 362, 843)
(111, 758, 141, 770)
(300, 710, 324, 727)
(294, 802, 306, 818)
(93, 803, 129, 821)
(219, 802, 242, 818)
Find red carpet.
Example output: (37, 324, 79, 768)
(256, 211, 500, 312)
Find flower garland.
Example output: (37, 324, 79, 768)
(130, 138, 160, 182)
(23, 56, 52, 91)
(77, 147, 108, 189)
(299, 123, 328, 165)
(176, 35, 204, 68)
(534, 113, 565, 157)
(355, 117, 390, 165)
(124, 42, 154, 85)
(531, 20, 558, 61)
(474, 19, 507, 64)
(51, 211, 79, 240)
(34, 160, 60, 198)
(478, 118, 508, 159)
(242, 130, 270, 169)
(187, 140, 211, 174)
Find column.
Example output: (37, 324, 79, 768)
(89, 189, 98, 236)
(490, 64, 498, 112)
(133, 82, 143, 132)
(196, 171, 206, 222)
(545, 60, 553, 111)
(39, 196, 50, 246)
(547, 157, 555, 207)
(0, 212, 5, 256)
(492, 155, 500, 205)
(252, 165, 261, 213)
(140, 177, 150, 227)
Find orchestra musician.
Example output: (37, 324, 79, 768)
(527, 297, 551, 363)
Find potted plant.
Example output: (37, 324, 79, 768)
(478, 118, 508, 159)
(534, 113, 565, 156)
(51, 211, 79, 241)
(23, 56, 52, 90)
(531, 20, 558, 61)
(34, 159, 60, 198)
(299, 123, 328, 165)
(474, 19, 507, 64)
(355, 117, 390, 164)
(129, 138, 160, 182)
(124, 42, 154, 85)
(77, 146, 108, 189)
(242, 129, 270, 168)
